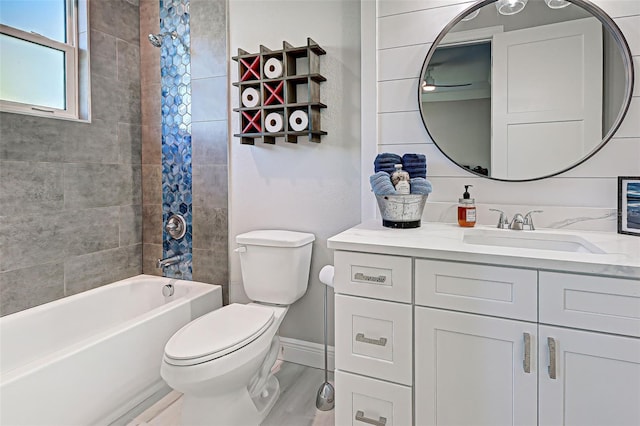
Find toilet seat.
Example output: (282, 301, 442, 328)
(164, 303, 274, 366)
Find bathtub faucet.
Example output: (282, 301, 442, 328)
(156, 254, 182, 270)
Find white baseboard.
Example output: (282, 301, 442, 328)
(278, 336, 335, 371)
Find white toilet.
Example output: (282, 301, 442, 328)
(160, 230, 315, 426)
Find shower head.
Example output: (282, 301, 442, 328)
(148, 31, 178, 48)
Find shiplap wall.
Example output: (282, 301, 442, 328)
(365, 0, 640, 230)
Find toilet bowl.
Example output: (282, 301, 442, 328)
(160, 230, 314, 425)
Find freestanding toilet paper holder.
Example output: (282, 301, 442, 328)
(316, 265, 335, 411)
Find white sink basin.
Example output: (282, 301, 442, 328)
(463, 229, 605, 254)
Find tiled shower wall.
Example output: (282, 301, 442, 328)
(0, 0, 142, 316)
(140, 0, 229, 302)
(160, 0, 193, 279)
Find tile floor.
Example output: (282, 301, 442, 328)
(126, 361, 334, 426)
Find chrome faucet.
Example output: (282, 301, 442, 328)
(156, 254, 182, 269)
(523, 210, 543, 231)
(490, 209, 543, 231)
(510, 213, 526, 230)
(489, 209, 509, 229)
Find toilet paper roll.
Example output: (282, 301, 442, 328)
(289, 110, 309, 131)
(319, 265, 335, 288)
(265, 112, 284, 133)
(264, 57, 284, 79)
(241, 87, 260, 108)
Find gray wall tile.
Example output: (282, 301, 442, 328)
(65, 244, 142, 296)
(64, 208, 121, 256)
(190, 0, 227, 79)
(1, 213, 67, 272)
(142, 243, 163, 275)
(142, 124, 162, 164)
(90, 30, 117, 79)
(141, 83, 161, 125)
(120, 205, 143, 246)
(0, 263, 65, 316)
(192, 248, 228, 304)
(142, 164, 163, 205)
(0, 0, 143, 315)
(189, 0, 229, 294)
(192, 164, 228, 209)
(143, 204, 163, 245)
(64, 163, 142, 209)
(119, 122, 143, 164)
(0, 161, 64, 216)
(192, 120, 228, 165)
(118, 39, 141, 83)
(90, 0, 140, 45)
(0, 208, 122, 272)
(0, 114, 68, 162)
(192, 207, 227, 250)
(63, 119, 119, 164)
(191, 77, 228, 122)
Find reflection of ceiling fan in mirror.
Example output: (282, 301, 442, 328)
(421, 67, 472, 92)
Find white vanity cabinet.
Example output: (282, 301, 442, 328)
(332, 245, 640, 426)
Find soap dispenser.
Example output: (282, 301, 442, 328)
(458, 185, 476, 227)
(391, 164, 410, 195)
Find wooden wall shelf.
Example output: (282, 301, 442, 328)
(232, 38, 327, 145)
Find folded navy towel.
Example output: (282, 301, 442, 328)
(402, 153, 427, 179)
(410, 177, 432, 195)
(375, 153, 402, 162)
(374, 153, 402, 173)
(370, 172, 396, 195)
(402, 153, 426, 163)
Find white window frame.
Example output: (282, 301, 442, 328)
(0, 0, 85, 121)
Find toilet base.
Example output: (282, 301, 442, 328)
(180, 375, 280, 426)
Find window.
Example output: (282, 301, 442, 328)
(0, 0, 89, 120)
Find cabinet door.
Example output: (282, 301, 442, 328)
(539, 325, 640, 426)
(415, 307, 537, 426)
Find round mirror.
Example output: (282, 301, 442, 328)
(419, 0, 634, 181)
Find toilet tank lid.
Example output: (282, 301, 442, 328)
(236, 230, 315, 247)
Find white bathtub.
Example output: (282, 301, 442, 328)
(0, 274, 221, 425)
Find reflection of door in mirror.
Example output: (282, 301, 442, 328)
(421, 41, 493, 175)
(492, 17, 602, 179)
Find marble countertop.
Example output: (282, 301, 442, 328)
(327, 221, 640, 279)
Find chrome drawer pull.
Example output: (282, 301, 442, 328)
(355, 410, 387, 426)
(523, 332, 531, 373)
(354, 272, 387, 283)
(548, 337, 557, 379)
(355, 333, 388, 346)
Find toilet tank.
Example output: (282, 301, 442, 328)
(236, 230, 315, 305)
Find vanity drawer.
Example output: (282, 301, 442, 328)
(335, 294, 412, 385)
(334, 251, 411, 303)
(335, 370, 412, 426)
(539, 271, 640, 337)
(415, 259, 538, 321)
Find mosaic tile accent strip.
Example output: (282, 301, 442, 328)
(160, 0, 192, 279)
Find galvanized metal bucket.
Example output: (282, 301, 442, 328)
(376, 194, 428, 228)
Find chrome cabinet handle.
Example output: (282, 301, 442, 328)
(355, 410, 387, 426)
(523, 332, 531, 373)
(548, 337, 557, 379)
(355, 333, 387, 347)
